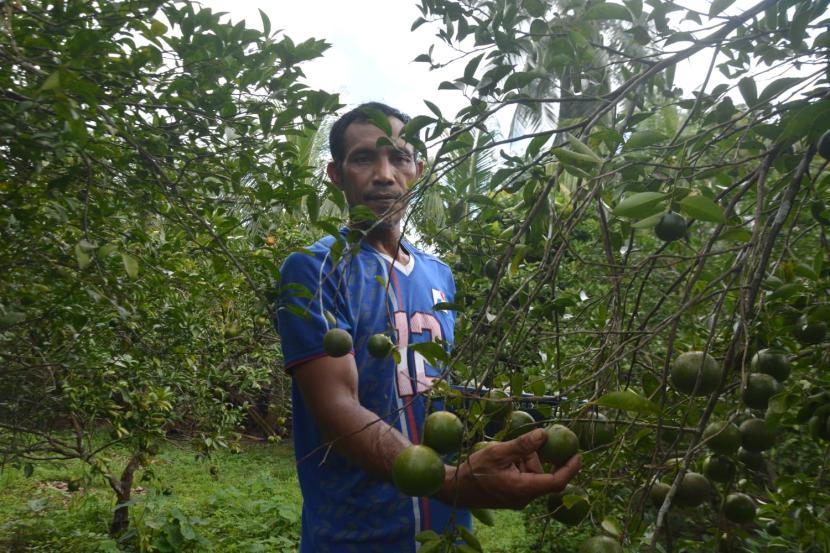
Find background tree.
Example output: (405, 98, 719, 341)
(0, 0, 338, 535)
(406, 0, 830, 550)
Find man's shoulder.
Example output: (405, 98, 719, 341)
(281, 236, 338, 270)
(406, 241, 452, 273)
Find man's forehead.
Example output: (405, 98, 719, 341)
(343, 118, 412, 152)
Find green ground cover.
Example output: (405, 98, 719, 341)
(0, 439, 528, 552)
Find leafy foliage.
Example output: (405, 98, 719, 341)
(0, 0, 337, 535)
(408, 0, 830, 550)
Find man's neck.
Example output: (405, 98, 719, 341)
(359, 224, 409, 264)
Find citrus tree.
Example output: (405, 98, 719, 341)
(0, 0, 337, 534)
(396, 0, 830, 550)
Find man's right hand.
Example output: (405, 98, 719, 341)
(437, 428, 582, 509)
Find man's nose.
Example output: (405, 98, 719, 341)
(372, 156, 395, 184)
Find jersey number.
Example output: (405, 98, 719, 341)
(394, 311, 443, 397)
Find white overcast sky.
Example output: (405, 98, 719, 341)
(202, 0, 468, 119)
(200, 0, 793, 128)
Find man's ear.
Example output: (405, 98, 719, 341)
(415, 159, 424, 179)
(326, 161, 342, 189)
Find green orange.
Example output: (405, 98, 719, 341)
(703, 455, 736, 483)
(323, 328, 353, 357)
(703, 421, 741, 454)
(739, 418, 775, 452)
(750, 348, 791, 382)
(573, 412, 615, 450)
(392, 445, 445, 497)
(655, 212, 686, 242)
(423, 411, 464, 454)
(547, 484, 590, 525)
(670, 351, 722, 396)
(538, 424, 580, 466)
(675, 472, 711, 508)
(742, 373, 780, 410)
(505, 410, 536, 439)
(367, 333, 394, 358)
(723, 492, 756, 524)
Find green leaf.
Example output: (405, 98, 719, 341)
(258, 9, 271, 35)
(121, 253, 139, 278)
(717, 227, 752, 242)
(40, 71, 61, 92)
(758, 77, 805, 104)
(458, 526, 483, 552)
(584, 3, 633, 22)
(75, 243, 91, 269)
(551, 148, 600, 170)
(612, 192, 668, 218)
(737, 77, 757, 106)
(593, 390, 660, 415)
(623, 130, 667, 150)
(359, 106, 392, 136)
(410, 341, 450, 365)
(631, 211, 666, 229)
(709, 0, 736, 17)
(415, 530, 441, 543)
(567, 134, 602, 161)
(601, 516, 623, 538)
(767, 282, 804, 301)
(678, 195, 726, 223)
(149, 19, 168, 37)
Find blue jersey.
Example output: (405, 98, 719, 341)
(277, 230, 471, 552)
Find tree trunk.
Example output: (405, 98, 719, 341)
(108, 453, 142, 536)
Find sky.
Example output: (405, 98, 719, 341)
(200, 0, 793, 131)
(202, 0, 469, 119)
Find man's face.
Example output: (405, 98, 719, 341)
(327, 116, 423, 227)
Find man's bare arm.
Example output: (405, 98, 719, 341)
(293, 355, 581, 507)
(293, 354, 410, 479)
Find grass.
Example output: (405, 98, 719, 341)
(0, 438, 532, 552)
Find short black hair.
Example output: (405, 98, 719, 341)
(328, 102, 412, 167)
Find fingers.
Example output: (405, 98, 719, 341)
(492, 428, 547, 462)
(513, 453, 583, 499)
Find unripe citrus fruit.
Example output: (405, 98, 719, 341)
(547, 484, 590, 525)
(484, 259, 499, 279)
(650, 481, 671, 507)
(703, 455, 736, 483)
(655, 212, 686, 242)
(367, 333, 394, 358)
(703, 421, 741, 454)
(750, 348, 791, 382)
(392, 445, 445, 497)
(794, 316, 827, 345)
(742, 373, 780, 410)
(423, 411, 464, 454)
(482, 389, 512, 419)
(579, 535, 622, 553)
(670, 351, 722, 396)
(539, 424, 580, 466)
(808, 414, 830, 440)
(573, 412, 615, 450)
(323, 328, 352, 357)
(818, 129, 830, 161)
(739, 418, 774, 452)
(505, 410, 536, 439)
(737, 448, 765, 471)
(723, 492, 756, 524)
(675, 472, 711, 508)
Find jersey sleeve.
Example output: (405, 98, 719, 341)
(276, 250, 353, 372)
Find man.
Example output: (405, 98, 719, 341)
(277, 102, 581, 552)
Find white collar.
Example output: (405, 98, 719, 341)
(376, 250, 415, 276)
